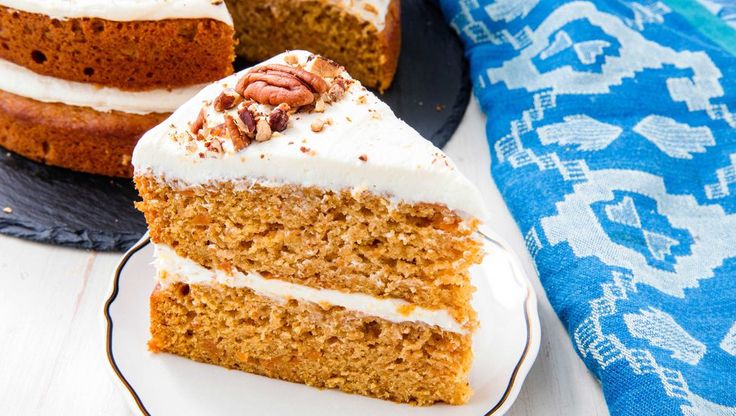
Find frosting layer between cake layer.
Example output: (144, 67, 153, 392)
(0, 0, 232, 24)
(154, 244, 467, 334)
(0, 58, 205, 115)
(132, 50, 488, 220)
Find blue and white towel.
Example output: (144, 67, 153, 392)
(438, 0, 736, 414)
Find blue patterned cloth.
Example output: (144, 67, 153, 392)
(438, 1, 736, 414)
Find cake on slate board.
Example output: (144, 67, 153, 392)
(0, 0, 400, 177)
(0, 0, 234, 177)
(133, 51, 487, 405)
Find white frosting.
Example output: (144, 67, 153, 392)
(0, 0, 233, 25)
(133, 51, 488, 219)
(328, 0, 391, 31)
(154, 244, 466, 334)
(0, 58, 205, 115)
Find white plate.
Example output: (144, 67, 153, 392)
(103, 231, 540, 416)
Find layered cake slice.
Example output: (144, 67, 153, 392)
(133, 51, 487, 405)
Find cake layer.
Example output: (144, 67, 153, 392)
(132, 51, 487, 220)
(0, 0, 233, 23)
(136, 176, 482, 323)
(0, 59, 204, 115)
(0, 90, 166, 177)
(149, 281, 473, 405)
(226, 0, 400, 90)
(0, 5, 234, 90)
(154, 244, 466, 333)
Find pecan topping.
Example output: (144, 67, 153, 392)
(314, 96, 326, 113)
(190, 107, 206, 134)
(309, 55, 343, 78)
(209, 122, 226, 138)
(224, 114, 249, 151)
(236, 64, 328, 107)
(255, 118, 272, 142)
(213, 88, 243, 112)
(205, 137, 223, 153)
(310, 117, 331, 132)
(283, 54, 299, 66)
(237, 106, 256, 137)
(268, 106, 289, 132)
(326, 81, 347, 103)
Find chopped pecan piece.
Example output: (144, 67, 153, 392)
(326, 81, 347, 103)
(310, 117, 331, 132)
(209, 122, 226, 138)
(237, 106, 257, 137)
(268, 106, 289, 132)
(235, 64, 328, 107)
(314, 96, 326, 113)
(284, 54, 299, 65)
(224, 114, 249, 151)
(190, 107, 206, 134)
(308, 55, 343, 78)
(206, 137, 223, 153)
(255, 118, 272, 142)
(213, 88, 243, 112)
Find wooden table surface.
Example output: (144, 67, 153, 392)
(0, 99, 610, 416)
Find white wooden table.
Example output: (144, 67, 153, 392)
(0, 99, 610, 416)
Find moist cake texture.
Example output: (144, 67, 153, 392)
(225, 0, 400, 91)
(134, 50, 486, 405)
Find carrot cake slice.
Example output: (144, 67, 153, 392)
(132, 50, 487, 405)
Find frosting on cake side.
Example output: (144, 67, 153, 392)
(133, 50, 488, 220)
(0, 58, 206, 114)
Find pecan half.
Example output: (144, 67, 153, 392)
(213, 88, 243, 112)
(236, 64, 328, 107)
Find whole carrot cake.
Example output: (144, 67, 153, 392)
(0, 0, 234, 177)
(132, 51, 486, 405)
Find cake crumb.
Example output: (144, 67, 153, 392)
(435, 104, 446, 112)
(2, 207, 11, 214)
(359, 154, 368, 162)
(311, 118, 331, 132)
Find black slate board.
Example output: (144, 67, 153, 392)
(0, 0, 470, 252)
